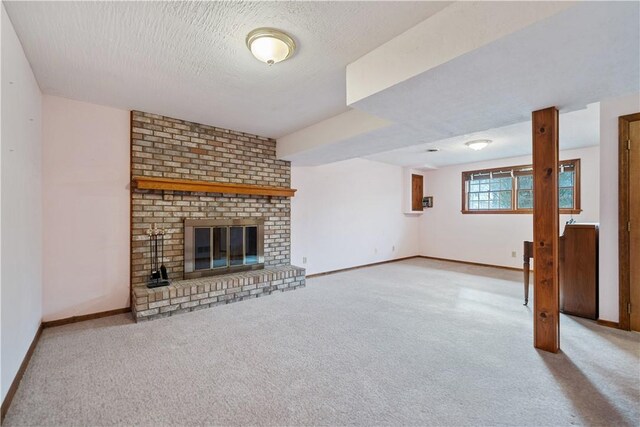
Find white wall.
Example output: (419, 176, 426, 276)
(42, 95, 130, 321)
(419, 146, 600, 269)
(291, 158, 420, 275)
(1, 4, 43, 402)
(599, 92, 640, 323)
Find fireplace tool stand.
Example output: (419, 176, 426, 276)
(147, 223, 170, 288)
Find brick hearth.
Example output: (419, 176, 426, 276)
(132, 266, 305, 321)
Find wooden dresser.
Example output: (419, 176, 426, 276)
(559, 223, 599, 319)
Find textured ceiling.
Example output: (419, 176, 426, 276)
(365, 103, 600, 168)
(284, 1, 639, 166)
(3, 1, 450, 138)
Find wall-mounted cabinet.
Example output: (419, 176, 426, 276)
(402, 168, 425, 214)
(411, 174, 424, 211)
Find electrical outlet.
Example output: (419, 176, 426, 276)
(511, 251, 517, 258)
(302, 257, 307, 264)
(392, 245, 396, 252)
(374, 248, 378, 254)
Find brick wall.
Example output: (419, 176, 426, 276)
(130, 111, 291, 288)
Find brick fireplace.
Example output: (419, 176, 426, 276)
(130, 111, 305, 321)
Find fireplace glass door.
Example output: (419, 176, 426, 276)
(194, 228, 211, 271)
(245, 226, 258, 265)
(212, 227, 227, 268)
(230, 226, 244, 266)
(184, 219, 264, 278)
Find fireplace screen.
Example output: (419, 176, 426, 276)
(184, 218, 264, 278)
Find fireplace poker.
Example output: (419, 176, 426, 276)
(160, 228, 168, 280)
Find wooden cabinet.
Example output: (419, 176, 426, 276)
(559, 223, 599, 319)
(402, 169, 425, 214)
(411, 174, 424, 212)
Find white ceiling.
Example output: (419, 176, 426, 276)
(3, 1, 450, 138)
(282, 1, 639, 166)
(365, 103, 600, 168)
(5, 1, 638, 168)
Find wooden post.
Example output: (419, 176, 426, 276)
(532, 107, 560, 353)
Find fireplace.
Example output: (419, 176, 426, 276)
(184, 218, 264, 279)
(130, 111, 305, 321)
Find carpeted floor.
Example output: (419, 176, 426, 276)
(4, 258, 639, 426)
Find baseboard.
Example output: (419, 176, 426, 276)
(418, 255, 523, 272)
(597, 319, 620, 329)
(1, 323, 43, 423)
(306, 256, 420, 278)
(41, 307, 131, 329)
(1, 306, 132, 421)
(306, 255, 523, 279)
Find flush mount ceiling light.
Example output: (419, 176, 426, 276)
(246, 28, 296, 65)
(465, 139, 492, 151)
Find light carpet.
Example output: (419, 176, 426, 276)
(4, 258, 639, 426)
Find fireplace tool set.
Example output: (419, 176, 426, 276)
(147, 223, 170, 288)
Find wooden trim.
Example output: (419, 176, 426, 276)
(572, 157, 582, 216)
(0, 305, 130, 421)
(132, 176, 297, 198)
(306, 255, 523, 279)
(461, 209, 527, 215)
(417, 255, 523, 272)
(1, 324, 43, 423)
(461, 170, 466, 215)
(130, 111, 134, 303)
(461, 159, 580, 214)
(41, 307, 131, 329)
(619, 113, 640, 330)
(460, 209, 582, 215)
(619, 114, 630, 330)
(597, 319, 620, 329)
(532, 106, 560, 353)
(306, 256, 420, 278)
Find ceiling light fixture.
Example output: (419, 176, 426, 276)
(465, 139, 492, 151)
(246, 28, 296, 65)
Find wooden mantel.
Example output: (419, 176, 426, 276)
(132, 176, 296, 197)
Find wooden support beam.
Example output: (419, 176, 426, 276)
(532, 107, 560, 353)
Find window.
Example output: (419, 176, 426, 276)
(462, 159, 581, 214)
